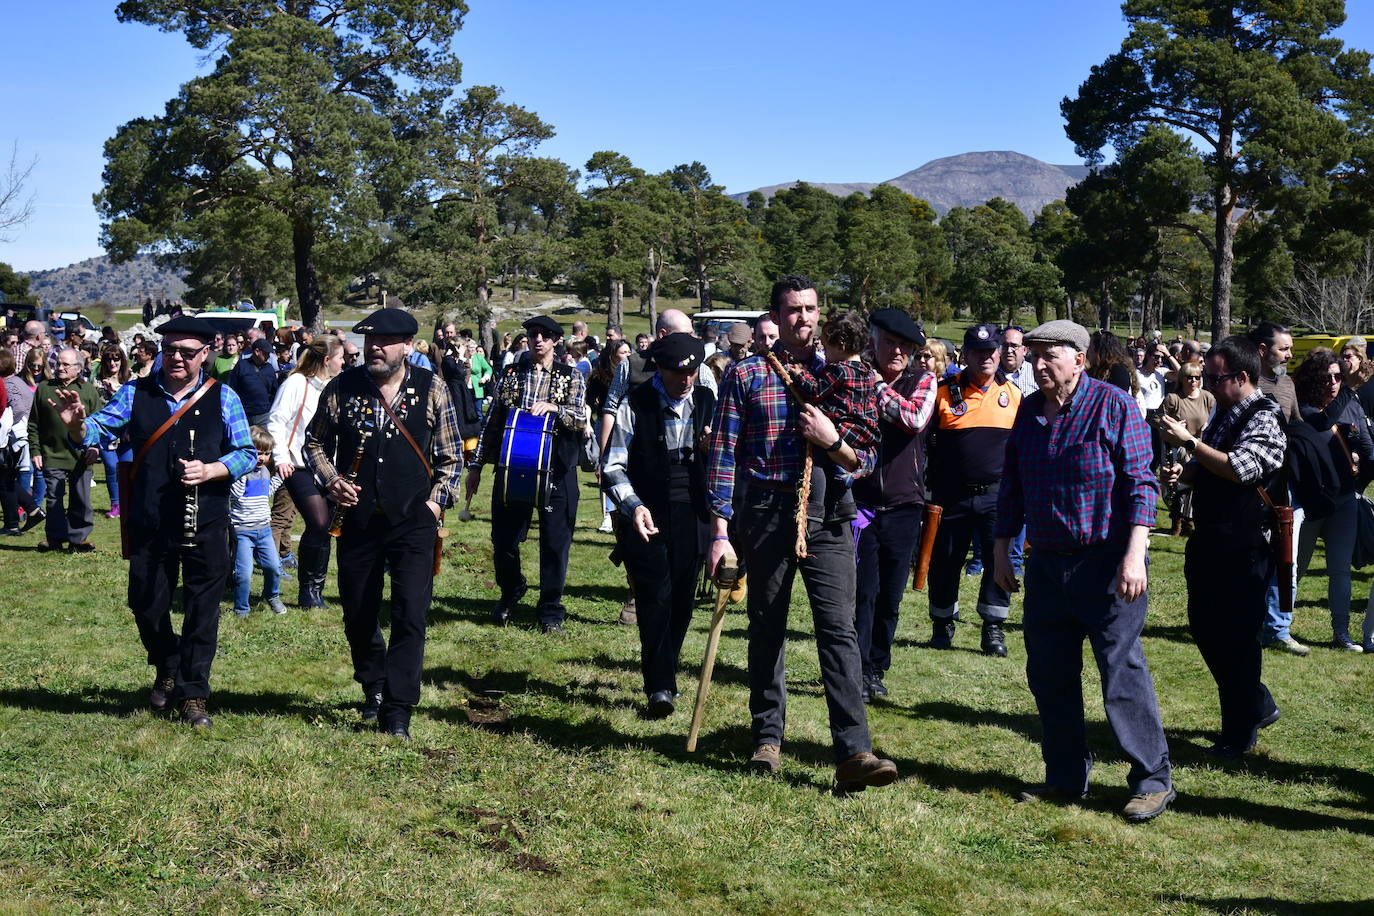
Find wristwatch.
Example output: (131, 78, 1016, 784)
(825, 436, 844, 453)
(1182, 437, 1198, 453)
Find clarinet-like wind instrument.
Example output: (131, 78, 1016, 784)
(180, 430, 199, 550)
(328, 428, 371, 537)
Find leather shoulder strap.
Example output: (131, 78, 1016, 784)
(373, 383, 432, 477)
(129, 377, 218, 479)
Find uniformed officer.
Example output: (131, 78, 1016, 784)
(55, 315, 256, 728)
(302, 307, 463, 740)
(468, 315, 588, 633)
(600, 333, 715, 716)
(926, 323, 1022, 656)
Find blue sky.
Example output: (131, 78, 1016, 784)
(4, 0, 1373, 272)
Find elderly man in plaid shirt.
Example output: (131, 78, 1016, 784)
(706, 274, 898, 794)
(993, 319, 1175, 823)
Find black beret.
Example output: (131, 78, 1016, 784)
(523, 314, 564, 338)
(157, 316, 217, 343)
(963, 323, 1002, 351)
(352, 307, 418, 336)
(650, 332, 706, 373)
(868, 308, 926, 346)
(251, 337, 272, 354)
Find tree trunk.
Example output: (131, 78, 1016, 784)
(607, 277, 624, 330)
(696, 257, 711, 312)
(292, 218, 323, 332)
(479, 312, 498, 363)
(1212, 114, 1235, 343)
(1097, 280, 1111, 331)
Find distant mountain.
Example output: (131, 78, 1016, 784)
(22, 254, 186, 308)
(735, 151, 1089, 217)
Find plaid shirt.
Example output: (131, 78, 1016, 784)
(602, 376, 698, 515)
(995, 374, 1158, 550)
(473, 357, 587, 466)
(302, 365, 464, 509)
(789, 359, 879, 449)
(707, 344, 875, 520)
(875, 369, 938, 433)
(1197, 390, 1286, 485)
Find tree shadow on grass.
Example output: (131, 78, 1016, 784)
(0, 685, 321, 720)
(1172, 898, 1374, 915)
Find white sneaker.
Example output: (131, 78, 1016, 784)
(597, 514, 614, 534)
(1267, 636, 1310, 656)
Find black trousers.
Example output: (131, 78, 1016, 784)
(854, 503, 923, 676)
(927, 491, 1010, 622)
(1185, 531, 1277, 747)
(619, 501, 702, 696)
(0, 465, 36, 529)
(337, 501, 438, 715)
(490, 466, 578, 624)
(738, 488, 871, 763)
(127, 517, 232, 700)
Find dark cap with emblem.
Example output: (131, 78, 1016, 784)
(157, 315, 217, 343)
(522, 314, 564, 338)
(962, 323, 1001, 351)
(650, 332, 705, 373)
(868, 308, 926, 346)
(352, 307, 418, 337)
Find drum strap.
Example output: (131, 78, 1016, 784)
(372, 384, 432, 477)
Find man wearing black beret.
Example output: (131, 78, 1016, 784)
(303, 307, 464, 740)
(600, 333, 715, 716)
(53, 314, 257, 729)
(469, 314, 588, 633)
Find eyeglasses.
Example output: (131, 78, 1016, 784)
(56, 361, 82, 369)
(1325, 372, 1343, 385)
(1182, 375, 1201, 381)
(161, 343, 208, 360)
(1202, 371, 1239, 385)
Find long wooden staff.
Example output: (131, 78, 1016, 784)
(762, 352, 813, 559)
(687, 557, 740, 752)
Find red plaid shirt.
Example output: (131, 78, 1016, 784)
(707, 344, 876, 520)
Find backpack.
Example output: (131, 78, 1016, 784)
(1284, 419, 1343, 521)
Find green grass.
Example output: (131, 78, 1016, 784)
(3, 470, 1374, 914)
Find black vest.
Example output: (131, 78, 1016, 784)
(332, 367, 435, 524)
(625, 381, 713, 524)
(853, 367, 930, 509)
(1193, 396, 1283, 539)
(127, 375, 230, 533)
(496, 361, 582, 480)
(627, 351, 653, 387)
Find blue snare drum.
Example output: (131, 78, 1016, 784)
(495, 408, 555, 506)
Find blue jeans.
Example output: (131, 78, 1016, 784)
(1262, 506, 1303, 643)
(1297, 493, 1359, 639)
(99, 444, 120, 506)
(1009, 525, 1026, 574)
(233, 526, 282, 614)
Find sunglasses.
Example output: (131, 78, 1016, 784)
(162, 343, 208, 360)
(1202, 371, 1239, 385)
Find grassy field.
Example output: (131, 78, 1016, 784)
(3, 462, 1374, 912)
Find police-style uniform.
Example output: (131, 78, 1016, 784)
(927, 324, 1021, 655)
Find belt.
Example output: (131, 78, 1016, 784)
(749, 478, 798, 493)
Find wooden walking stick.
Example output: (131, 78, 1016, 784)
(762, 352, 814, 559)
(686, 555, 742, 752)
(911, 503, 944, 591)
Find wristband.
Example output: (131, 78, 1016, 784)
(713, 535, 731, 541)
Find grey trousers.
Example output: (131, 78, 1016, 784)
(43, 466, 94, 546)
(738, 488, 871, 763)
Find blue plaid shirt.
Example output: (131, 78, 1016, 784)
(995, 374, 1158, 550)
(601, 375, 699, 515)
(81, 372, 257, 482)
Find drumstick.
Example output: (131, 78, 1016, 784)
(687, 558, 739, 752)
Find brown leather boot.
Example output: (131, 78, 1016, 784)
(1169, 517, 1183, 537)
(835, 751, 899, 793)
(179, 697, 212, 729)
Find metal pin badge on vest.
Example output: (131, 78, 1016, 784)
(998, 391, 1009, 408)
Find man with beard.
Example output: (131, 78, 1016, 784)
(303, 308, 463, 740)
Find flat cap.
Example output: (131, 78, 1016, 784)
(868, 308, 926, 346)
(523, 314, 564, 338)
(353, 307, 418, 337)
(727, 322, 752, 346)
(650, 332, 706, 374)
(1024, 319, 1090, 353)
(157, 315, 217, 343)
(963, 323, 1001, 351)
(1344, 335, 1368, 353)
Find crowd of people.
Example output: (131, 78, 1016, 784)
(5, 282, 1373, 818)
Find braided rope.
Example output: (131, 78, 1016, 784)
(764, 352, 813, 559)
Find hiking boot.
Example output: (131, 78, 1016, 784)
(860, 674, 873, 705)
(361, 685, 384, 723)
(930, 619, 956, 650)
(749, 744, 781, 774)
(1122, 787, 1176, 822)
(1266, 636, 1310, 657)
(1016, 783, 1087, 804)
(179, 697, 212, 729)
(149, 674, 176, 711)
(834, 751, 899, 794)
(869, 674, 888, 698)
(981, 622, 1008, 658)
(618, 597, 637, 626)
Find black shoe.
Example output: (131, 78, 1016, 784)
(149, 673, 176, 711)
(1016, 783, 1087, 804)
(930, 619, 955, 649)
(179, 697, 212, 729)
(361, 685, 384, 723)
(1256, 706, 1281, 731)
(540, 621, 565, 636)
(20, 509, 44, 533)
(379, 707, 412, 741)
(981, 622, 1008, 657)
(646, 690, 675, 718)
(860, 675, 873, 705)
(492, 582, 528, 625)
(869, 674, 888, 698)
(0, 528, 21, 537)
(1205, 740, 1252, 760)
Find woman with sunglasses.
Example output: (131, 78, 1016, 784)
(1291, 348, 1374, 651)
(17, 347, 48, 518)
(94, 345, 133, 518)
(1159, 366, 1214, 537)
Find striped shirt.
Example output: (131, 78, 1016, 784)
(229, 465, 283, 528)
(995, 374, 1158, 550)
(82, 372, 257, 482)
(602, 375, 697, 515)
(706, 344, 875, 520)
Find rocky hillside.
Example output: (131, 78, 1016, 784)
(738, 151, 1089, 217)
(22, 254, 186, 308)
